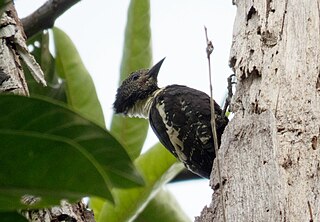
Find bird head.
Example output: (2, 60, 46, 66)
(114, 58, 165, 114)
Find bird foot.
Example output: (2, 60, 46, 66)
(222, 74, 236, 116)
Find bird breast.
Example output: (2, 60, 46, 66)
(126, 88, 164, 119)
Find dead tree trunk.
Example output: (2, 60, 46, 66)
(0, 4, 46, 95)
(197, 0, 320, 221)
(0, 4, 30, 95)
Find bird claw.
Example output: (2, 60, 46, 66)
(222, 74, 236, 115)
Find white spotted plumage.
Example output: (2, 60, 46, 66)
(156, 101, 188, 162)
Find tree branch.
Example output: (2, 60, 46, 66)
(21, 0, 80, 38)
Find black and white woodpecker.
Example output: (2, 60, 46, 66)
(113, 58, 229, 179)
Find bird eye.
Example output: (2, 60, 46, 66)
(131, 73, 139, 81)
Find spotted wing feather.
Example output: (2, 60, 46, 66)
(149, 85, 228, 178)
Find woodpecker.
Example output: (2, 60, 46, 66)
(113, 58, 229, 179)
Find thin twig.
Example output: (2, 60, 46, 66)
(21, 0, 81, 38)
(204, 26, 227, 222)
(307, 201, 313, 222)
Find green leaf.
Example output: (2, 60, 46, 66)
(111, 116, 149, 159)
(53, 27, 105, 127)
(0, 212, 28, 222)
(0, 95, 144, 211)
(134, 189, 191, 222)
(89, 196, 105, 220)
(94, 143, 183, 222)
(25, 31, 67, 102)
(91, 189, 191, 222)
(110, 0, 152, 159)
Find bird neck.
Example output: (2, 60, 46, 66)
(126, 88, 164, 119)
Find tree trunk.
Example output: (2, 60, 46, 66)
(0, 3, 46, 95)
(196, 0, 320, 221)
(0, 4, 30, 95)
(22, 200, 95, 222)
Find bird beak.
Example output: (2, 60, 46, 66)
(147, 57, 165, 79)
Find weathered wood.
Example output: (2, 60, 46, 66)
(22, 200, 95, 222)
(0, 4, 46, 95)
(0, 4, 29, 95)
(196, 0, 320, 221)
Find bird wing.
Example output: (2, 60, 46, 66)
(149, 85, 226, 178)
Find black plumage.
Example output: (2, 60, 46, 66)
(114, 58, 228, 179)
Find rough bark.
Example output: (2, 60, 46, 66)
(22, 200, 95, 222)
(0, 4, 46, 95)
(0, 4, 30, 95)
(196, 0, 320, 221)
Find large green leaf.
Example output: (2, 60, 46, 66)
(134, 189, 191, 222)
(53, 27, 105, 127)
(110, 0, 152, 159)
(0, 95, 143, 211)
(25, 31, 67, 102)
(91, 189, 191, 222)
(92, 143, 183, 222)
